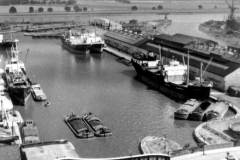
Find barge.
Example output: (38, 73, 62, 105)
(64, 113, 94, 138)
(174, 99, 201, 120)
(202, 101, 229, 121)
(83, 112, 112, 137)
(188, 100, 212, 121)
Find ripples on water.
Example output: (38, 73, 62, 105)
(0, 16, 214, 157)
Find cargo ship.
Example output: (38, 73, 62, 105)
(4, 41, 31, 106)
(61, 29, 105, 54)
(131, 52, 212, 100)
(104, 31, 240, 91)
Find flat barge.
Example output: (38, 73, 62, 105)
(64, 113, 94, 139)
(83, 113, 112, 137)
(174, 99, 201, 120)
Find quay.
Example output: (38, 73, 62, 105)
(103, 47, 132, 66)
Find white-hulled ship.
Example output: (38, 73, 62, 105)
(61, 29, 105, 54)
(4, 40, 31, 106)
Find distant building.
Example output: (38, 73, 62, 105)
(104, 31, 240, 91)
(90, 18, 122, 30)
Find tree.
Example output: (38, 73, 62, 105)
(198, 4, 203, 9)
(29, 6, 34, 13)
(83, 7, 87, 12)
(157, 5, 163, 10)
(38, 7, 44, 12)
(131, 5, 138, 11)
(9, 6, 17, 13)
(64, 6, 71, 12)
(129, 19, 138, 24)
(67, 0, 76, 5)
(73, 5, 81, 12)
(47, 7, 53, 12)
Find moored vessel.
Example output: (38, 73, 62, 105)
(61, 29, 105, 54)
(4, 41, 31, 106)
(64, 113, 94, 138)
(83, 112, 112, 137)
(31, 83, 47, 101)
(202, 101, 230, 121)
(188, 100, 212, 121)
(174, 99, 201, 120)
(131, 53, 212, 101)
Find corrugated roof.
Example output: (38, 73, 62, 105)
(104, 31, 145, 45)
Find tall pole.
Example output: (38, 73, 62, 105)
(200, 62, 203, 84)
(159, 45, 162, 64)
(187, 49, 190, 85)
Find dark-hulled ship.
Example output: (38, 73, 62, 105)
(0, 33, 16, 50)
(131, 53, 212, 100)
(61, 30, 105, 54)
(4, 41, 31, 106)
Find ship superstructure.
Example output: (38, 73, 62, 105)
(61, 29, 105, 54)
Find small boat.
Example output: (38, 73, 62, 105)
(202, 101, 229, 121)
(31, 83, 47, 101)
(20, 120, 40, 144)
(64, 113, 94, 138)
(174, 99, 201, 120)
(83, 113, 112, 137)
(188, 100, 212, 121)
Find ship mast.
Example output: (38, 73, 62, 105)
(187, 49, 190, 85)
(200, 62, 203, 84)
(159, 45, 162, 64)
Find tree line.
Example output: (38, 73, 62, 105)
(9, 5, 88, 13)
(0, 0, 77, 5)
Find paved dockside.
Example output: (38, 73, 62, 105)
(173, 146, 240, 160)
(103, 47, 132, 61)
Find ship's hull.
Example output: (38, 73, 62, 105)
(8, 85, 31, 106)
(4, 73, 31, 106)
(0, 41, 16, 50)
(61, 39, 104, 55)
(131, 60, 211, 100)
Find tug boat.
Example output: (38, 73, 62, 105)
(202, 101, 229, 121)
(64, 113, 94, 138)
(131, 53, 212, 101)
(20, 120, 40, 144)
(4, 41, 31, 106)
(174, 99, 201, 120)
(83, 113, 112, 137)
(188, 100, 212, 121)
